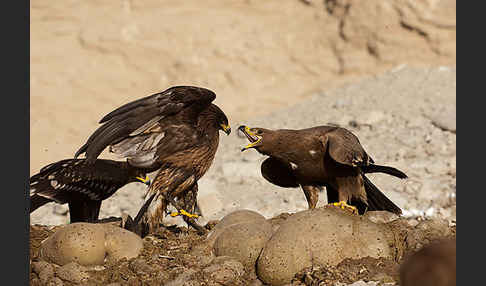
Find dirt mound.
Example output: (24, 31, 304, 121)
(29, 210, 455, 286)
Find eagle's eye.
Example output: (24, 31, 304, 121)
(256, 129, 263, 135)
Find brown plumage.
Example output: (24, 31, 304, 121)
(239, 125, 406, 215)
(74, 86, 230, 235)
(400, 239, 456, 286)
(30, 159, 150, 223)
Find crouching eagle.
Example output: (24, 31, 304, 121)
(74, 86, 230, 235)
(30, 158, 150, 223)
(239, 125, 406, 215)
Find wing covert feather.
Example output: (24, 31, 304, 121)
(75, 86, 216, 163)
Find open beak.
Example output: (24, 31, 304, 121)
(238, 125, 262, 151)
(136, 175, 151, 186)
(221, 123, 231, 135)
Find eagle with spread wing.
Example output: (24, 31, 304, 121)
(74, 86, 230, 235)
(239, 125, 406, 215)
(30, 158, 150, 223)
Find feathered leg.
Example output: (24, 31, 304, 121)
(329, 175, 363, 215)
(301, 185, 320, 209)
(181, 184, 206, 235)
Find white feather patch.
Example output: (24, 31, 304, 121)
(290, 162, 298, 170)
(50, 180, 59, 188)
(130, 116, 163, 136)
(128, 153, 158, 168)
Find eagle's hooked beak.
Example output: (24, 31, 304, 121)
(136, 175, 151, 186)
(221, 123, 231, 135)
(238, 125, 262, 151)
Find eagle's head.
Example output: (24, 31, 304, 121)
(204, 104, 231, 135)
(238, 125, 275, 154)
(218, 113, 231, 136)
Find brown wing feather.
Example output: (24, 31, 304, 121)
(75, 86, 216, 164)
(261, 157, 299, 188)
(30, 159, 136, 208)
(320, 127, 371, 167)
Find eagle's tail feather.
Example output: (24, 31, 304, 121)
(363, 175, 402, 215)
(363, 164, 408, 179)
(68, 200, 102, 223)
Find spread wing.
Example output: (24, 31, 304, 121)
(319, 127, 373, 167)
(29, 159, 129, 208)
(261, 157, 299, 188)
(74, 86, 216, 165)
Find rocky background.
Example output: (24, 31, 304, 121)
(30, 0, 456, 227)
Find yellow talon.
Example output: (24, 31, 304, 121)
(170, 209, 199, 218)
(331, 201, 358, 215)
(136, 175, 151, 186)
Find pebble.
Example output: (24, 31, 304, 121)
(32, 261, 55, 285)
(165, 269, 198, 286)
(46, 277, 64, 286)
(55, 262, 89, 283)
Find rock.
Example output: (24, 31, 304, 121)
(257, 207, 396, 286)
(405, 218, 453, 251)
(336, 281, 381, 286)
(55, 262, 89, 283)
(165, 269, 198, 286)
(181, 253, 214, 268)
(30, 277, 42, 286)
(204, 257, 245, 285)
(129, 258, 154, 274)
(363, 211, 399, 224)
(31, 261, 53, 276)
(213, 219, 273, 271)
(32, 261, 55, 285)
(46, 277, 64, 286)
(52, 204, 69, 216)
(39, 223, 143, 266)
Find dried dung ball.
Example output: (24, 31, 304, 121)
(39, 223, 107, 265)
(213, 220, 273, 270)
(207, 209, 268, 245)
(104, 225, 144, 264)
(256, 207, 396, 286)
(39, 223, 143, 266)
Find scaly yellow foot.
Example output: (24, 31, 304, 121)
(170, 209, 199, 219)
(331, 201, 358, 215)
